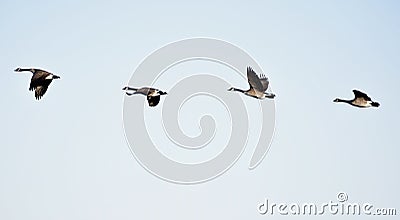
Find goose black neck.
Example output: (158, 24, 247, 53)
(18, 68, 32, 72)
(232, 88, 246, 93)
(336, 98, 352, 104)
(122, 86, 138, 91)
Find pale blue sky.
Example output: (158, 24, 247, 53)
(1, 0, 399, 219)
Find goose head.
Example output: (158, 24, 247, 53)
(14, 68, 35, 73)
(333, 98, 340, 102)
(227, 87, 235, 91)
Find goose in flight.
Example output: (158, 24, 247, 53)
(14, 67, 60, 100)
(228, 67, 275, 99)
(334, 89, 380, 108)
(122, 86, 167, 107)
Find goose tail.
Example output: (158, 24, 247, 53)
(371, 102, 380, 107)
(265, 92, 276, 99)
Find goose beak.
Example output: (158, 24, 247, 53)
(14, 68, 20, 72)
(53, 75, 61, 79)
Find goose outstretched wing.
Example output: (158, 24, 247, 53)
(34, 85, 49, 100)
(147, 95, 160, 107)
(29, 70, 51, 91)
(247, 67, 264, 92)
(353, 90, 371, 101)
(259, 74, 270, 91)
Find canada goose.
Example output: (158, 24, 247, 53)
(228, 67, 275, 99)
(122, 86, 167, 107)
(14, 67, 60, 100)
(334, 89, 380, 108)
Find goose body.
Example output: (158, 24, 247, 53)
(122, 86, 167, 107)
(15, 67, 60, 100)
(334, 90, 380, 108)
(228, 67, 275, 99)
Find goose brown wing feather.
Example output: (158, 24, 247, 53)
(29, 70, 52, 91)
(34, 86, 49, 100)
(259, 74, 270, 91)
(247, 67, 265, 92)
(147, 95, 160, 107)
(353, 90, 371, 101)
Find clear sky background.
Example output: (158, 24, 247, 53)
(1, 0, 399, 219)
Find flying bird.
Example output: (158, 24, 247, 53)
(228, 67, 275, 99)
(122, 86, 167, 107)
(334, 89, 380, 108)
(14, 67, 60, 100)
